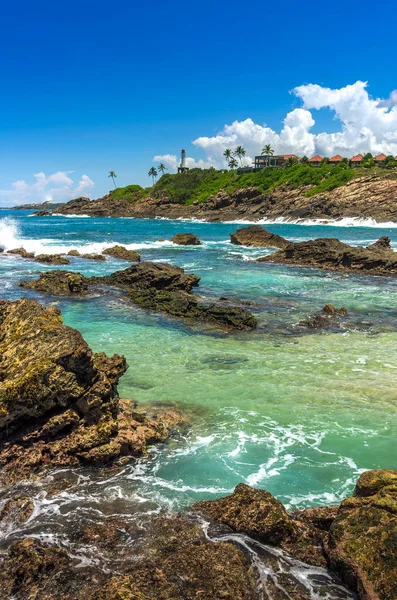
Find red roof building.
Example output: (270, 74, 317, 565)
(308, 155, 323, 162)
(329, 154, 344, 163)
(374, 153, 387, 161)
(281, 154, 301, 160)
(351, 154, 363, 162)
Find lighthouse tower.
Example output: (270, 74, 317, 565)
(177, 149, 189, 173)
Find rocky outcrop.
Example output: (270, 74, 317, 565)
(52, 174, 397, 222)
(0, 299, 184, 483)
(103, 245, 141, 261)
(21, 262, 257, 331)
(33, 209, 52, 216)
(230, 225, 289, 248)
(34, 253, 70, 265)
(8, 248, 35, 258)
(172, 233, 201, 245)
(258, 236, 397, 275)
(299, 304, 348, 329)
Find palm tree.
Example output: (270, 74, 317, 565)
(234, 146, 246, 167)
(261, 144, 274, 167)
(223, 148, 233, 168)
(158, 163, 167, 175)
(108, 171, 117, 188)
(228, 157, 239, 169)
(148, 167, 158, 185)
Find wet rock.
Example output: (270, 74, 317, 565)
(33, 209, 52, 216)
(230, 225, 289, 248)
(34, 253, 70, 265)
(67, 249, 81, 256)
(291, 505, 339, 532)
(103, 245, 141, 261)
(0, 496, 34, 527)
(367, 236, 391, 251)
(299, 304, 348, 329)
(8, 247, 35, 258)
(193, 483, 326, 567)
(97, 261, 201, 292)
(258, 236, 397, 275)
(325, 469, 397, 600)
(20, 270, 89, 295)
(171, 232, 201, 245)
(80, 253, 106, 261)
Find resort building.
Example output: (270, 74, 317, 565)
(329, 154, 344, 164)
(374, 153, 387, 163)
(350, 154, 363, 166)
(253, 154, 300, 169)
(308, 155, 323, 167)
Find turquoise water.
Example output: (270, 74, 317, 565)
(1, 209, 397, 512)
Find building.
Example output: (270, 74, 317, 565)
(253, 154, 301, 169)
(329, 154, 344, 164)
(374, 153, 387, 163)
(177, 149, 189, 173)
(350, 154, 363, 166)
(308, 155, 323, 167)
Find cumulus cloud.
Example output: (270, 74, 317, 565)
(0, 171, 95, 206)
(153, 154, 216, 174)
(154, 81, 397, 170)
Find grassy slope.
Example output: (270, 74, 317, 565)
(109, 164, 395, 206)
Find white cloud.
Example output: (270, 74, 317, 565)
(153, 154, 215, 174)
(0, 171, 95, 206)
(155, 81, 397, 169)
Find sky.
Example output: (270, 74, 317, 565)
(1, 0, 397, 206)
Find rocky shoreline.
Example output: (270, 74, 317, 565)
(45, 173, 397, 222)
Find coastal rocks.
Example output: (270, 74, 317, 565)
(257, 236, 397, 275)
(299, 304, 348, 329)
(20, 270, 89, 295)
(67, 249, 80, 256)
(34, 253, 70, 265)
(230, 225, 289, 248)
(193, 483, 326, 567)
(33, 209, 52, 216)
(325, 470, 397, 600)
(103, 245, 141, 261)
(80, 253, 106, 261)
(171, 232, 201, 245)
(8, 247, 35, 259)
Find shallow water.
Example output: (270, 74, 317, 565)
(0, 209, 396, 596)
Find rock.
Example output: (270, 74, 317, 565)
(257, 237, 397, 275)
(8, 248, 35, 258)
(291, 505, 339, 532)
(103, 245, 141, 261)
(67, 249, 81, 256)
(33, 209, 52, 216)
(81, 253, 106, 261)
(20, 271, 89, 295)
(299, 304, 348, 329)
(325, 469, 397, 600)
(34, 253, 70, 265)
(171, 233, 201, 245)
(193, 483, 326, 567)
(230, 225, 289, 248)
(367, 236, 391, 251)
(0, 299, 184, 484)
(97, 261, 201, 292)
(0, 497, 34, 527)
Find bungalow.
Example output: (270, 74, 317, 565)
(329, 154, 344, 164)
(308, 155, 323, 167)
(374, 153, 387, 162)
(253, 154, 301, 169)
(350, 154, 363, 166)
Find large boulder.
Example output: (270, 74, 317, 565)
(20, 270, 89, 295)
(258, 237, 397, 275)
(34, 253, 70, 265)
(172, 233, 201, 246)
(103, 245, 141, 262)
(230, 225, 289, 248)
(325, 470, 397, 600)
(0, 299, 183, 483)
(97, 261, 201, 292)
(8, 248, 35, 258)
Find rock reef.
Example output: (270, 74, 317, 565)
(230, 225, 289, 248)
(258, 236, 397, 275)
(103, 244, 141, 261)
(171, 233, 201, 245)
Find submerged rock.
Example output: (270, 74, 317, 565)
(230, 225, 289, 248)
(8, 247, 35, 258)
(0, 299, 184, 484)
(172, 232, 201, 245)
(34, 253, 70, 265)
(103, 245, 141, 261)
(299, 304, 348, 329)
(258, 237, 397, 275)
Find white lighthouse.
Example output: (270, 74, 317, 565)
(177, 149, 189, 173)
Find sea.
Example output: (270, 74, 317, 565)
(1, 209, 396, 597)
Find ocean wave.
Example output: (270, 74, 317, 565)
(224, 216, 397, 228)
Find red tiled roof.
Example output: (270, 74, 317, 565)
(329, 154, 344, 162)
(282, 154, 300, 160)
(374, 153, 387, 161)
(308, 155, 323, 162)
(351, 154, 363, 162)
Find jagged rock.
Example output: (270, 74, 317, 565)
(0, 497, 34, 527)
(0, 299, 184, 484)
(367, 236, 391, 251)
(258, 237, 397, 275)
(290, 505, 339, 532)
(97, 261, 201, 292)
(33, 209, 52, 216)
(230, 225, 289, 248)
(193, 483, 326, 567)
(325, 470, 397, 600)
(20, 271, 89, 295)
(67, 249, 81, 256)
(299, 304, 348, 329)
(81, 253, 106, 261)
(34, 253, 70, 265)
(103, 245, 141, 262)
(8, 248, 35, 258)
(171, 233, 201, 245)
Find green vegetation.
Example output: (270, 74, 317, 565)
(109, 184, 145, 202)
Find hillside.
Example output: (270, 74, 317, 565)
(53, 164, 397, 222)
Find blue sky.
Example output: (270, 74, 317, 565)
(1, 0, 397, 205)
